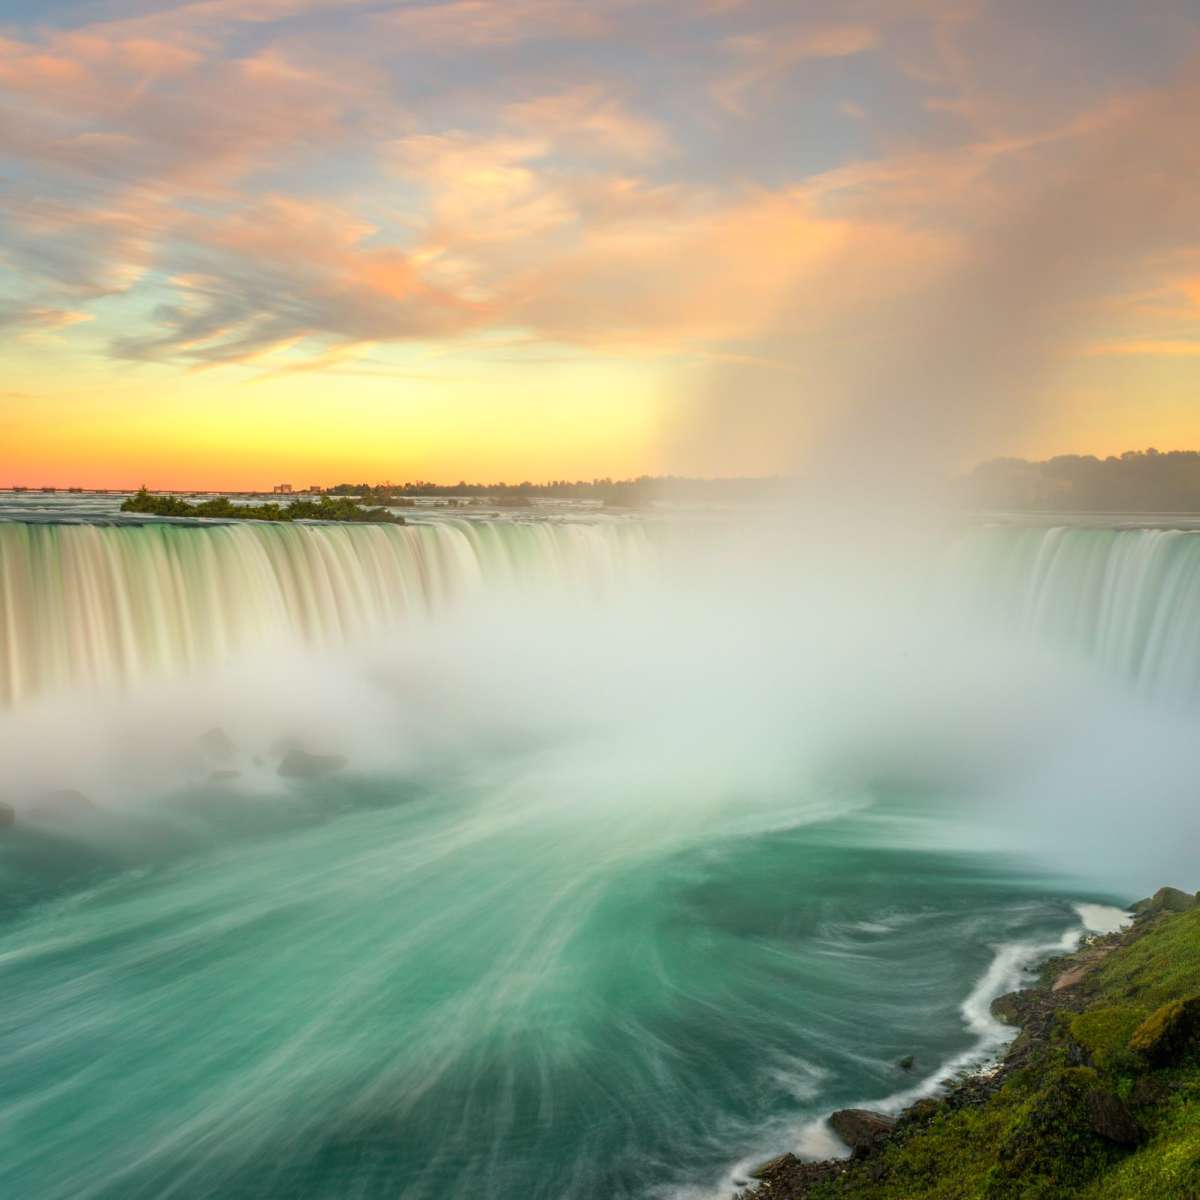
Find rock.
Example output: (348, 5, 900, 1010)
(1085, 1088, 1141, 1146)
(1129, 995, 1200, 1067)
(198, 727, 236, 761)
(896, 1098, 940, 1128)
(990, 1067, 1110, 1191)
(1052, 945, 1116, 992)
(735, 1155, 850, 1198)
(1132, 886, 1197, 917)
(991, 991, 1029, 1025)
(1131, 1075, 1169, 1106)
(277, 749, 348, 780)
(28, 790, 96, 819)
(748, 1153, 798, 1180)
(897, 1055, 915, 1070)
(1052, 965, 1092, 992)
(829, 1109, 897, 1155)
(0, 802, 14, 828)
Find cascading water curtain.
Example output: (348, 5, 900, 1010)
(945, 525, 1200, 704)
(0, 520, 656, 705)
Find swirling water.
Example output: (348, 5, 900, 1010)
(0, 510, 1189, 1200)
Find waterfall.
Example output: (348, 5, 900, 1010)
(0, 519, 655, 705)
(8, 516, 1200, 709)
(948, 524, 1200, 703)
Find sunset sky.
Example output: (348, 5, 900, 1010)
(2, 0, 1199, 489)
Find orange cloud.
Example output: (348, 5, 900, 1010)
(1086, 340, 1200, 358)
(503, 86, 672, 162)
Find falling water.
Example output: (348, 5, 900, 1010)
(949, 523, 1200, 702)
(0, 518, 655, 704)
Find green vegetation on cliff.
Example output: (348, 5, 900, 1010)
(747, 897, 1200, 1200)
(121, 488, 405, 524)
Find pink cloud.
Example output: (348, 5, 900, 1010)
(503, 86, 672, 162)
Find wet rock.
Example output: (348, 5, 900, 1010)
(897, 1055, 915, 1070)
(198, 727, 236, 761)
(1085, 1088, 1141, 1146)
(896, 1098, 940, 1129)
(734, 1153, 849, 1199)
(991, 990, 1030, 1025)
(28, 790, 96, 819)
(1129, 996, 1200, 1067)
(748, 1153, 798, 1180)
(0, 802, 14, 828)
(1132, 887, 1197, 918)
(278, 748, 348, 780)
(829, 1109, 897, 1155)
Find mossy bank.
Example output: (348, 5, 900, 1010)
(743, 888, 1200, 1200)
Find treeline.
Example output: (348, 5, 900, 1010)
(121, 489, 405, 524)
(327, 475, 784, 507)
(960, 450, 1200, 512)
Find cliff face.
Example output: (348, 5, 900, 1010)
(743, 893, 1200, 1200)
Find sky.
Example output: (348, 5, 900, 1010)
(1, 0, 1199, 489)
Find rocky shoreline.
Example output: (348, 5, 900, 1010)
(736, 885, 1200, 1200)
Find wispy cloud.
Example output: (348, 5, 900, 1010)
(0, 0, 1196, 476)
(713, 21, 879, 114)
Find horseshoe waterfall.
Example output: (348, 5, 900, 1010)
(0, 510, 1196, 1200)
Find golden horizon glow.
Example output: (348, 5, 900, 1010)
(2, 1, 1199, 486)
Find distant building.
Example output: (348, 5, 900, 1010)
(273, 484, 293, 494)
(308, 485, 323, 494)
(41, 486, 57, 493)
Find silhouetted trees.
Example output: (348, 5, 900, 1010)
(325, 476, 784, 507)
(960, 450, 1200, 512)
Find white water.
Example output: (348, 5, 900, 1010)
(0, 518, 654, 705)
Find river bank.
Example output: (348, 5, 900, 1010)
(739, 887, 1200, 1200)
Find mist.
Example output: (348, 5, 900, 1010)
(3, 513, 1195, 897)
(671, 52, 1200, 498)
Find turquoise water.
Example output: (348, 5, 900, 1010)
(0, 771, 1093, 1200)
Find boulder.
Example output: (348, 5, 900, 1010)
(748, 1152, 798, 1180)
(829, 1109, 897, 1155)
(277, 749, 348, 780)
(897, 1055, 915, 1071)
(198, 727, 237, 761)
(1052, 945, 1116, 992)
(991, 991, 1029, 1025)
(1129, 996, 1200, 1067)
(28, 790, 96, 819)
(0, 802, 14, 828)
(1132, 887, 1197, 917)
(989, 1068, 1115, 1194)
(1085, 1088, 1141, 1146)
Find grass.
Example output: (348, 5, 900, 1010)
(802, 906, 1200, 1200)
